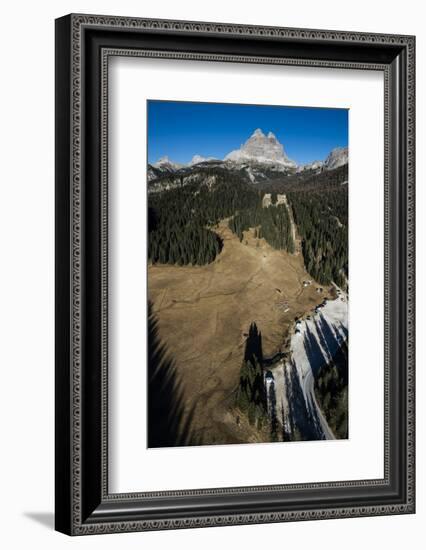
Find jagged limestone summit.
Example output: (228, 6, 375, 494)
(225, 128, 297, 169)
(148, 129, 348, 183)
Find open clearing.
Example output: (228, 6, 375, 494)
(148, 219, 333, 445)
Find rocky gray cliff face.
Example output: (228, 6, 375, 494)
(296, 160, 324, 173)
(153, 156, 184, 171)
(225, 129, 297, 169)
(323, 147, 349, 171)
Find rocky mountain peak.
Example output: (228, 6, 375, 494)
(252, 128, 265, 138)
(225, 128, 297, 169)
(323, 147, 349, 171)
(153, 156, 183, 170)
(155, 156, 171, 166)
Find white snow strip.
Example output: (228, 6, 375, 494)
(267, 294, 348, 440)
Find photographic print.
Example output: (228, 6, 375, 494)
(55, 16, 415, 533)
(147, 100, 349, 448)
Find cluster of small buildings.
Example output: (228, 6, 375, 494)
(262, 194, 272, 208)
(262, 193, 287, 208)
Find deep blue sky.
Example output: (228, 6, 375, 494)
(147, 100, 348, 165)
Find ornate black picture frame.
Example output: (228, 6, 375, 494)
(55, 14, 415, 535)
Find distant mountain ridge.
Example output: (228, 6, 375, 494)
(148, 129, 348, 184)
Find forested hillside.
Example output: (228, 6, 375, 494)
(229, 203, 295, 253)
(148, 163, 348, 288)
(288, 188, 348, 286)
(257, 163, 348, 193)
(148, 171, 260, 265)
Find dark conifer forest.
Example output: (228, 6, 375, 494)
(287, 188, 348, 286)
(228, 203, 295, 253)
(148, 170, 259, 265)
(148, 164, 348, 288)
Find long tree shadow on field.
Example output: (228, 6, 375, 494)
(147, 302, 198, 447)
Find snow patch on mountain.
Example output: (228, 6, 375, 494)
(189, 155, 217, 166)
(153, 156, 184, 170)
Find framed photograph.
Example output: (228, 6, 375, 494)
(55, 14, 415, 535)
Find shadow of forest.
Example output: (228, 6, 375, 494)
(147, 302, 198, 447)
